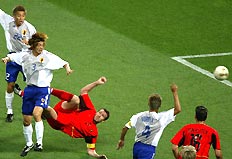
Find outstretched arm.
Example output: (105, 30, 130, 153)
(170, 84, 181, 115)
(80, 76, 107, 94)
(117, 126, 129, 150)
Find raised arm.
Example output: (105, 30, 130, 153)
(80, 77, 107, 94)
(170, 84, 181, 115)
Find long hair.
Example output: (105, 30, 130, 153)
(28, 32, 48, 50)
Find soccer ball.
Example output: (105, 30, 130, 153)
(213, 66, 229, 80)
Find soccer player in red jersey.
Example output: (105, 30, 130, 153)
(170, 106, 223, 159)
(44, 76, 110, 159)
(14, 77, 109, 159)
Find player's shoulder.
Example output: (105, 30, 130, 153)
(24, 20, 36, 33)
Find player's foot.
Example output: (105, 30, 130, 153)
(14, 83, 22, 97)
(5, 114, 13, 122)
(20, 144, 34, 157)
(34, 143, 43, 151)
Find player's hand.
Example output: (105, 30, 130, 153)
(116, 140, 124, 150)
(98, 154, 108, 159)
(2, 57, 10, 64)
(66, 69, 74, 75)
(170, 84, 178, 92)
(97, 76, 107, 85)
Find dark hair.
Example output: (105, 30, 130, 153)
(148, 94, 162, 110)
(195, 106, 208, 121)
(13, 5, 26, 15)
(28, 32, 48, 50)
(102, 108, 110, 121)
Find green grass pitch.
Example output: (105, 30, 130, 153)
(0, 0, 231, 158)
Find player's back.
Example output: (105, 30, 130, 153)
(181, 123, 220, 158)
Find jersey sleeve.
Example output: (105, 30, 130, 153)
(44, 51, 68, 70)
(170, 126, 185, 146)
(0, 9, 13, 31)
(159, 108, 175, 127)
(0, 9, 13, 51)
(24, 20, 36, 39)
(85, 136, 97, 150)
(212, 130, 221, 150)
(7, 52, 26, 65)
(79, 94, 95, 110)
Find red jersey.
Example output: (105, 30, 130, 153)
(170, 123, 221, 159)
(47, 93, 98, 144)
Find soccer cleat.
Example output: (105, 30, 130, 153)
(5, 114, 13, 122)
(14, 83, 22, 97)
(20, 144, 34, 157)
(34, 143, 43, 152)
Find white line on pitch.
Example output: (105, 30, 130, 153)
(171, 53, 232, 87)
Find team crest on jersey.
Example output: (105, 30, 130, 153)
(22, 29, 27, 35)
(40, 58, 44, 63)
(41, 98, 45, 103)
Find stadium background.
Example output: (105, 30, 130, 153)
(0, 0, 231, 158)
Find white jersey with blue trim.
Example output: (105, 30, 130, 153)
(126, 108, 175, 147)
(0, 8, 36, 52)
(7, 50, 68, 87)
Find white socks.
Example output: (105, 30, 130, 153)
(5, 92, 14, 114)
(23, 121, 44, 146)
(23, 124, 33, 146)
(35, 120, 44, 145)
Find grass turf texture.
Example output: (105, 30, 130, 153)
(0, 0, 231, 158)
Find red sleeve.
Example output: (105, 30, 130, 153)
(170, 126, 186, 146)
(80, 93, 95, 110)
(212, 130, 221, 150)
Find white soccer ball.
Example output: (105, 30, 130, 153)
(213, 66, 229, 80)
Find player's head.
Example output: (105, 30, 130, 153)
(13, 5, 26, 27)
(181, 145, 196, 159)
(148, 94, 162, 111)
(195, 105, 208, 121)
(29, 32, 48, 52)
(94, 108, 110, 124)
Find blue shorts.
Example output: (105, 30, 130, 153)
(133, 142, 156, 159)
(5, 61, 26, 83)
(22, 85, 51, 115)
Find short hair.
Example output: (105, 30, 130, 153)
(28, 33, 48, 50)
(148, 94, 162, 110)
(13, 5, 26, 15)
(181, 145, 196, 159)
(195, 105, 208, 121)
(102, 108, 110, 121)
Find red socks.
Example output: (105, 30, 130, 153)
(51, 88, 74, 102)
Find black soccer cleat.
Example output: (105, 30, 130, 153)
(14, 83, 22, 97)
(5, 114, 13, 122)
(20, 144, 34, 157)
(34, 143, 43, 152)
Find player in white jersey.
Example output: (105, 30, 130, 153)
(0, 6, 36, 122)
(2, 32, 73, 157)
(117, 84, 181, 159)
